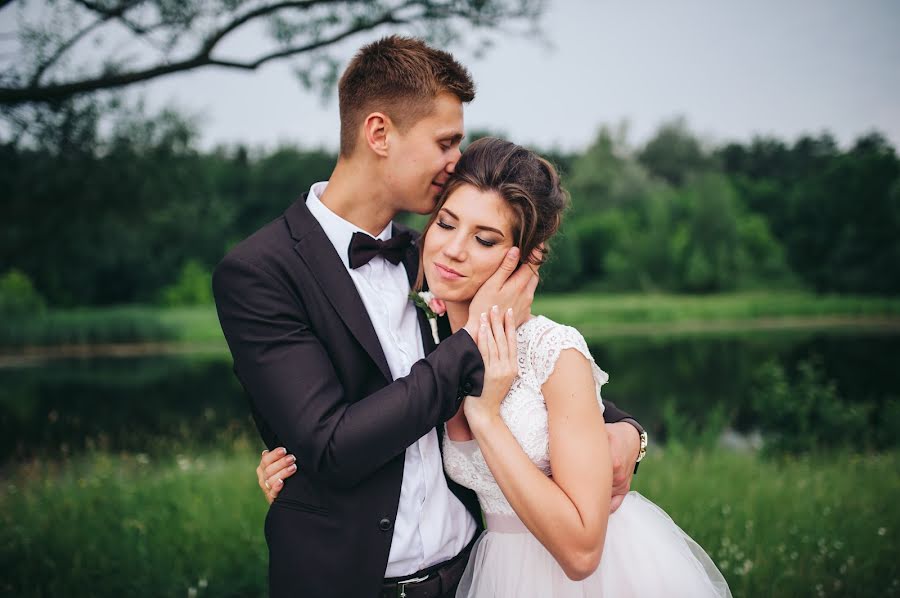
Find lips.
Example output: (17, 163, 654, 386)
(434, 262, 464, 281)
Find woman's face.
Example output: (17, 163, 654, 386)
(422, 183, 517, 302)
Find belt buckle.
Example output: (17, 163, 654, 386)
(396, 574, 429, 598)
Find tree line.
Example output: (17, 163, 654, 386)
(1, 104, 898, 308)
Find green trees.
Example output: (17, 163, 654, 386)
(560, 124, 791, 293)
(1, 112, 897, 305)
(720, 132, 900, 294)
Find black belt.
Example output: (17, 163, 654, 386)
(380, 535, 477, 598)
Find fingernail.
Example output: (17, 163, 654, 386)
(507, 308, 513, 317)
(278, 447, 287, 456)
(509, 247, 520, 258)
(491, 305, 498, 314)
(262, 449, 268, 456)
(289, 464, 297, 472)
(480, 312, 487, 323)
(275, 477, 283, 485)
(289, 455, 296, 463)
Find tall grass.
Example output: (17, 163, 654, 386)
(0, 306, 178, 347)
(535, 291, 900, 322)
(2, 445, 897, 597)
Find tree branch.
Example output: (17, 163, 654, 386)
(210, 11, 407, 70)
(0, 3, 412, 104)
(1, 0, 542, 105)
(199, 0, 346, 56)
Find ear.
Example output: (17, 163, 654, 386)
(363, 112, 391, 157)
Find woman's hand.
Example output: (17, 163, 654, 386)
(256, 447, 297, 505)
(464, 305, 518, 430)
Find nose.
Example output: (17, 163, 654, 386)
(446, 146, 462, 174)
(441, 231, 466, 262)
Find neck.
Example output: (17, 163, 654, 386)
(444, 300, 470, 334)
(319, 157, 397, 236)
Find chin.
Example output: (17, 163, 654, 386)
(424, 276, 465, 303)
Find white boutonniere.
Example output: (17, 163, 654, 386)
(409, 290, 447, 344)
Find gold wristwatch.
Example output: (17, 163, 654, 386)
(635, 430, 648, 471)
(621, 418, 648, 474)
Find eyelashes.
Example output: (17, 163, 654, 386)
(436, 219, 498, 247)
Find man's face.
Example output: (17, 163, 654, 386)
(384, 92, 464, 215)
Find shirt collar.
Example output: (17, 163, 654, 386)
(306, 181, 393, 270)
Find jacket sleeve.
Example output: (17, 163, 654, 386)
(213, 254, 484, 489)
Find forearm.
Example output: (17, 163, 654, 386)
(469, 413, 610, 577)
(215, 255, 484, 488)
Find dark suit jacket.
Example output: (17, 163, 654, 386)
(213, 195, 636, 598)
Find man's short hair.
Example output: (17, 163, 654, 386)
(338, 35, 475, 157)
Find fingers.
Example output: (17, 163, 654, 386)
(498, 246, 521, 276)
(484, 311, 498, 364)
(264, 453, 297, 480)
(266, 477, 283, 504)
(489, 305, 507, 364)
(258, 447, 297, 505)
(476, 312, 491, 369)
(609, 493, 626, 513)
(504, 308, 516, 362)
(261, 447, 286, 468)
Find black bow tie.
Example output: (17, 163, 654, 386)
(348, 231, 413, 269)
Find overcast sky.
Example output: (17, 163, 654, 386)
(8, 0, 900, 152)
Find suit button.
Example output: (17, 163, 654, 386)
(461, 382, 473, 395)
(378, 517, 392, 531)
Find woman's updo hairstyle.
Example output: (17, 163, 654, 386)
(417, 137, 569, 289)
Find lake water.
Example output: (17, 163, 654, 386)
(1, 330, 898, 464)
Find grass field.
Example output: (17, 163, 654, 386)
(3, 292, 900, 350)
(2, 444, 897, 597)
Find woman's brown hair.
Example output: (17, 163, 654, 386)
(416, 137, 569, 291)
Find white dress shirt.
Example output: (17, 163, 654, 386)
(305, 182, 477, 577)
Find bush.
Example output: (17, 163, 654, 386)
(158, 260, 213, 306)
(750, 357, 877, 454)
(0, 269, 47, 316)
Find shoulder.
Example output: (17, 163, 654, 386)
(519, 316, 589, 355)
(518, 316, 593, 383)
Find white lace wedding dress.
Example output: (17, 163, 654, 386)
(443, 316, 732, 597)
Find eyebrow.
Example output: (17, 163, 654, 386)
(441, 208, 506, 237)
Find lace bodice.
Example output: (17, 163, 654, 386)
(443, 316, 608, 516)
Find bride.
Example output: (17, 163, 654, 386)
(256, 137, 731, 597)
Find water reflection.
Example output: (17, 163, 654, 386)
(1, 332, 897, 463)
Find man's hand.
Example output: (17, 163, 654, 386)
(606, 421, 641, 513)
(464, 247, 540, 337)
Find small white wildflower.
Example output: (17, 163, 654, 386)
(877, 527, 886, 536)
(188, 588, 197, 598)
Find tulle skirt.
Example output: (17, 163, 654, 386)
(456, 492, 732, 598)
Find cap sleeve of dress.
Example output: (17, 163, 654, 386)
(524, 317, 609, 411)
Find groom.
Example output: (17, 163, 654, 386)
(213, 36, 645, 598)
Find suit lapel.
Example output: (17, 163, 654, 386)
(286, 196, 393, 383)
(399, 228, 438, 356)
